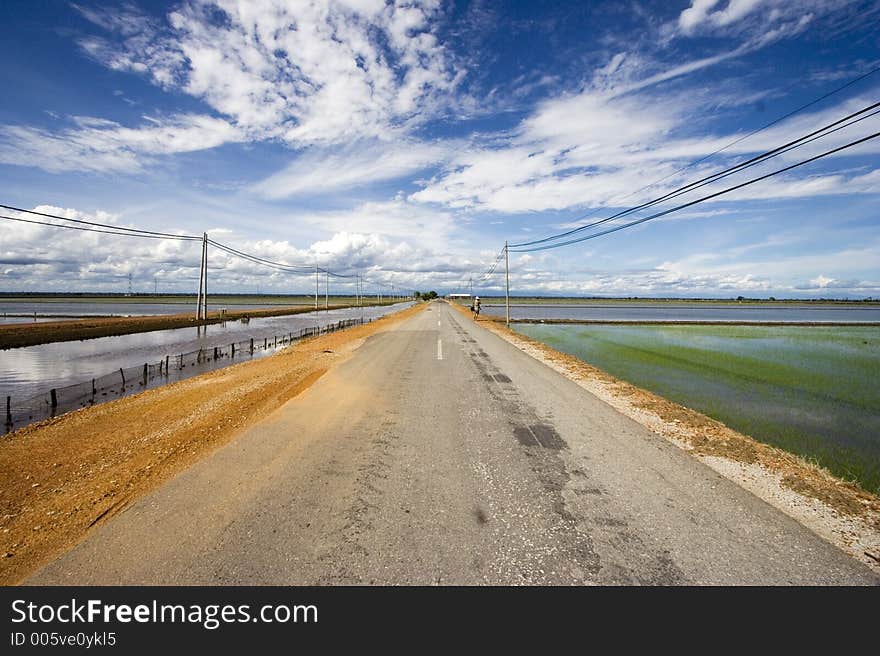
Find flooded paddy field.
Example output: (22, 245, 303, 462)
(514, 323, 880, 494)
(0, 294, 372, 322)
(0, 303, 412, 406)
(482, 301, 880, 323)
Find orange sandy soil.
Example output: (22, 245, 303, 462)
(0, 303, 425, 585)
(0, 302, 392, 350)
(454, 303, 880, 563)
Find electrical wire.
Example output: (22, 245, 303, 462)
(0, 213, 199, 240)
(0, 203, 201, 241)
(510, 100, 880, 248)
(510, 130, 880, 252)
(207, 238, 315, 271)
(470, 247, 506, 286)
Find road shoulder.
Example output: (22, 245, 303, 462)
(451, 302, 880, 573)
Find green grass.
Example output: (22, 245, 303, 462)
(515, 323, 880, 494)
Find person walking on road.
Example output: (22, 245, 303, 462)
(472, 296, 481, 320)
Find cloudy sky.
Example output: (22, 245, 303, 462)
(1, 0, 878, 297)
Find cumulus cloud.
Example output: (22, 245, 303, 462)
(0, 205, 200, 290)
(0, 203, 472, 293)
(3, 201, 878, 297)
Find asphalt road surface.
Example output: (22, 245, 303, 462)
(30, 302, 878, 585)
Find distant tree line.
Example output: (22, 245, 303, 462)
(414, 291, 438, 301)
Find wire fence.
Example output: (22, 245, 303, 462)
(3, 317, 369, 435)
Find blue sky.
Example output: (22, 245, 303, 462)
(0, 0, 878, 297)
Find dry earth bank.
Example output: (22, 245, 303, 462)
(0, 303, 424, 584)
(0, 302, 394, 349)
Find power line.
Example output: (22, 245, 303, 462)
(208, 237, 387, 290)
(510, 130, 880, 253)
(0, 213, 200, 240)
(469, 247, 506, 287)
(1, 207, 403, 299)
(510, 65, 880, 249)
(0, 203, 200, 241)
(511, 100, 880, 248)
(207, 238, 314, 273)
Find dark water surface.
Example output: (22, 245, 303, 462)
(0, 303, 411, 401)
(0, 299, 316, 322)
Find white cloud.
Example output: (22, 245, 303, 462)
(0, 1, 462, 175)
(679, 0, 721, 34)
(715, 167, 880, 202)
(679, 0, 765, 34)
(674, 0, 823, 38)
(292, 196, 460, 244)
(0, 114, 241, 174)
(0, 205, 201, 290)
(252, 139, 453, 199)
(410, 61, 880, 215)
(0, 202, 472, 293)
(77, 0, 461, 146)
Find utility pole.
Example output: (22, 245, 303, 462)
(202, 233, 208, 320)
(315, 264, 319, 311)
(505, 240, 510, 328)
(196, 233, 207, 321)
(196, 240, 204, 320)
(325, 269, 329, 311)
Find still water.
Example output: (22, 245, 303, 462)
(0, 303, 411, 401)
(482, 303, 880, 323)
(515, 323, 880, 494)
(0, 300, 314, 322)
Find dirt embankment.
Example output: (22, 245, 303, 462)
(0, 303, 425, 585)
(453, 303, 880, 571)
(0, 303, 395, 350)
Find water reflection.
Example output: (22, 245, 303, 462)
(0, 303, 411, 401)
(482, 303, 880, 323)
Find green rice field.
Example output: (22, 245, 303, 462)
(514, 323, 880, 494)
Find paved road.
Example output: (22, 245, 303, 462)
(31, 302, 877, 585)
